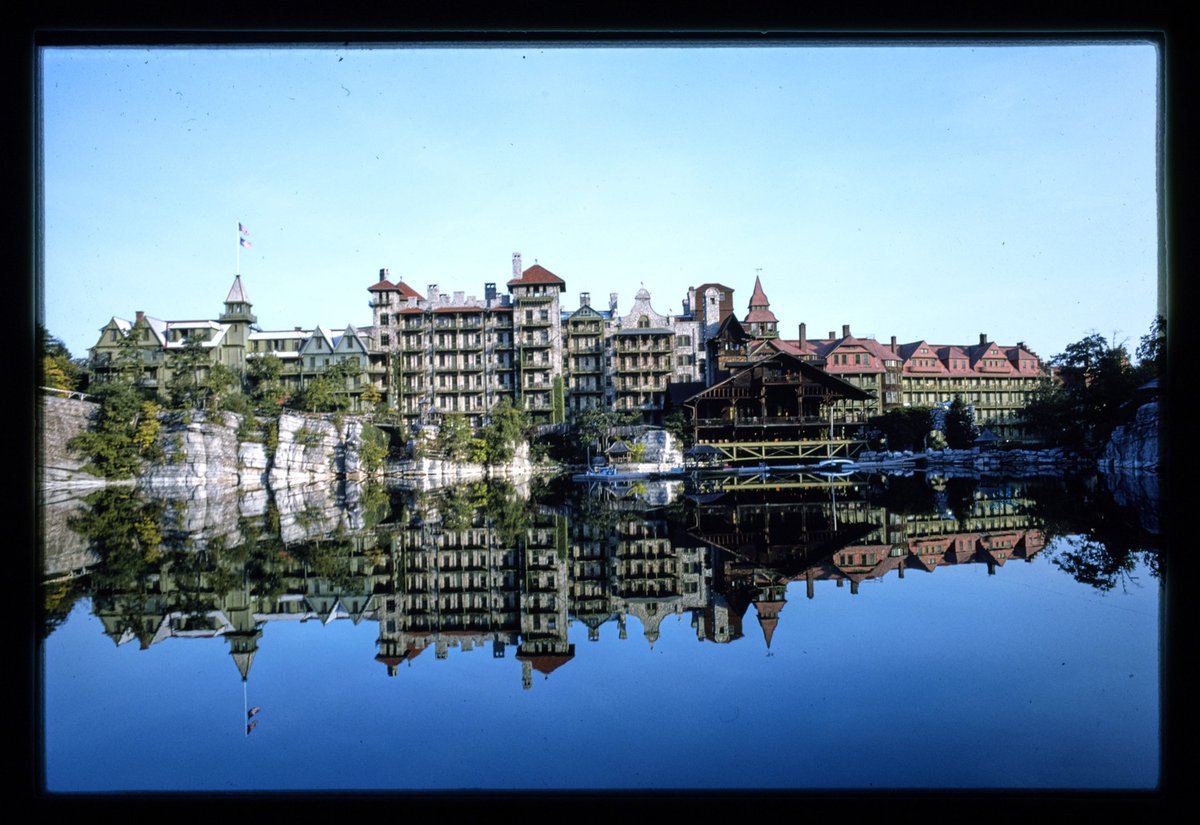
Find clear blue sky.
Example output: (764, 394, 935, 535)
(39, 43, 1160, 362)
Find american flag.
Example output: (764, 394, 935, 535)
(240, 237, 252, 248)
(238, 222, 250, 236)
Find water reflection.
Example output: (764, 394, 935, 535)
(41, 471, 1159, 686)
(40, 470, 1163, 790)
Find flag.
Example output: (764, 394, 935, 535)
(238, 222, 250, 236)
(246, 720, 258, 735)
(240, 237, 252, 248)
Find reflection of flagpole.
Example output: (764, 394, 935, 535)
(243, 679, 248, 736)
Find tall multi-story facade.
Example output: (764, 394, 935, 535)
(87, 258, 1048, 441)
(366, 254, 723, 427)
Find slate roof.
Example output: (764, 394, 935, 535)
(507, 264, 566, 288)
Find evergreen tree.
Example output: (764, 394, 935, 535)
(944, 396, 978, 448)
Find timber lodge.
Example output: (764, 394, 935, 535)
(89, 252, 1047, 444)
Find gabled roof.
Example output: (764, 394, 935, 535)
(685, 350, 873, 403)
(710, 311, 751, 344)
(368, 277, 425, 300)
(507, 264, 565, 288)
(515, 648, 576, 676)
(567, 304, 605, 320)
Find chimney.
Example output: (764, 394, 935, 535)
(687, 286, 696, 313)
(580, 292, 591, 308)
(428, 284, 439, 302)
(135, 311, 144, 324)
(828, 331, 835, 340)
(610, 292, 619, 312)
(842, 324, 851, 338)
(295, 326, 302, 332)
(798, 323, 806, 351)
(979, 333, 988, 345)
(453, 291, 464, 306)
(379, 268, 389, 283)
(512, 252, 522, 279)
(890, 335, 897, 353)
(485, 282, 497, 302)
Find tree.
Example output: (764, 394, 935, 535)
(1023, 328, 1147, 454)
(202, 362, 242, 412)
(574, 406, 619, 458)
(167, 337, 213, 410)
(435, 413, 473, 461)
(662, 408, 694, 449)
(246, 353, 289, 412)
(68, 380, 160, 478)
(944, 396, 977, 449)
(479, 398, 528, 464)
(551, 376, 565, 424)
(39, 327, 85, 391)
(868, 407, 932, 452)
(1135, 315, 1165, 381)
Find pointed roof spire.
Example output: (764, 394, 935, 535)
(225, 274, 250, 305)
(749, 275, 770, 309)
(744, 276, 777, 325)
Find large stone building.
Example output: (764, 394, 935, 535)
(87, 256, 1048, 441)
(365, 253, 732, 427)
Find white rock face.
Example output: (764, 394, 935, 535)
(1102, 401, 1160, 471)
(393, 441, 535, 482)
(140, 411, 242, 489)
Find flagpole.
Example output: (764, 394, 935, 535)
(236, 221, 241, 275)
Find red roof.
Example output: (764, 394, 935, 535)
(745, 307, 778, 323)
(507, 264, 565, 287)
(516, 650, 576, 675)
(748, 276, 770, 308)
(368, 278, 425, 300)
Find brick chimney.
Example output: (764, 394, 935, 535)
(379, 268, 389, 283)
(979, 333, 988, 345)
(581, 292, 591, 308)
(135, 311, 144, 324)
(512, 252, 522, 279)
(828, 331, 835, 340)
(610, 292, 619, 312)
(890, 335, 897, 353)
(842, 324, 851, 338)
(798, 323, 806, 351)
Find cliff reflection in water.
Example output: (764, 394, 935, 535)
(42, 471, 1157, 689)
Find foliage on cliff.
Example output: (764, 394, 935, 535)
(1022, 317, 1164, 455)
(68, 381, 164, 478)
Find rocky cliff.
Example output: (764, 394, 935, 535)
(39, 394, 372, 494)
(1101, 400, 1160, 472)
(141, 410, 367, 491)
(1099, 399, 1161, 536)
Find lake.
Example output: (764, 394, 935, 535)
(38, 470, 1161, 793)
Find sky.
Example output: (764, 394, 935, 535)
(39, 42, 1160, 363)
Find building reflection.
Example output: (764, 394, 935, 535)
(57, 477, 1050, 691)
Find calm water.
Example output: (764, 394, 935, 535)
(39, 471, 1161, 792)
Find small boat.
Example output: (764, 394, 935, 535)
(813, 458, 857, 476)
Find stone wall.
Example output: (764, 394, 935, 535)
(39, 395, 104, 487)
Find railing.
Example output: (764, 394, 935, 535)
(40, 386, 93, 401)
